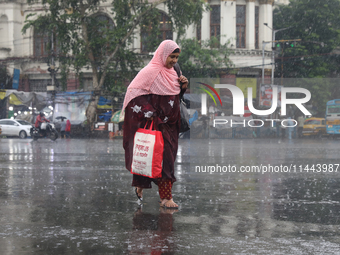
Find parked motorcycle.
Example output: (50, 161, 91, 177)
(30, 122, 58, 141)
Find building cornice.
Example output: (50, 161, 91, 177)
(259, 0, 274, 4)
(231, 49, 271, 57)
(0, 48, 11, 52)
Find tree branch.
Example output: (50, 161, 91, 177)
(97, 0, 168, 88)
(79, 3, 99, 87)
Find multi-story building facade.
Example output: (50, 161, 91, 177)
(0, 0, 276, 93)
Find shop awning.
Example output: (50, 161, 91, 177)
(1, 90, 49, 109)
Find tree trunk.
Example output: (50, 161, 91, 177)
(84, 0, 168, 129)
(86, 95, 99, 130)
(80, 4, 100, 129)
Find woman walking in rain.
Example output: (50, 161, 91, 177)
(123, 40, 188, 209)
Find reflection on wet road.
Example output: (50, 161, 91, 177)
(0, 138, 339, 254)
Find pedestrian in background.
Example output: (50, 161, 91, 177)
(60, 119, 66, 138)
(287, 117, 294, 140)
(297, 115, 305, 138)
(65, 119, 71, 138)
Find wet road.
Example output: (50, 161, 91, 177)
(0, 138, 339, 254)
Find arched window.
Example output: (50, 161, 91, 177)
(34, 29, 59, 57)
(34, 30, 48, 57)
(0, 15, 9, 48)
(91, 14, 115, 34)
(236, 5, 246, 48)
(141, 12, 173, 53)
(159, 12, 172, 41)
(88, 14, 115, 56)
(210, 5, 220, 39)
(255, 6, 259, 49)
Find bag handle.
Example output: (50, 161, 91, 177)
(174, 63, 185, 100)
(143, 120, 154, 130)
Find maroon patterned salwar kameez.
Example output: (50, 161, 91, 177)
(123, 93, 181, 198)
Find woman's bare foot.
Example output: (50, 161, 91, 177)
(160, 198, 178, 209)
(159, 207, 178, 214)
(135, 187, 143, 200)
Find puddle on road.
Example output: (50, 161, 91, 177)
(0, 139, 339, 254)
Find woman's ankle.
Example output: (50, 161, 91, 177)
(136, 187, 143, 197)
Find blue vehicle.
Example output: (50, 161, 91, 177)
(326, 99, 340, 135)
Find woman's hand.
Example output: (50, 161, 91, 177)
(179, 75, 188, 90)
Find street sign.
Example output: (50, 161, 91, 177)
(12, 68, 20, 90)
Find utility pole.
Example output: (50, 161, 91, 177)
(281, 42, 284, 85)
(47, 32, 58, 121)
(51, 33, 55, 89)
(264, 24, 292, 85)
(262, 39, 301, 85)
(262, 41, 271, 85)
(50, 32, 55, 121)
(275, 39, 301, 85)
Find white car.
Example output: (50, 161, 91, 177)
(0, 119, 33, 139)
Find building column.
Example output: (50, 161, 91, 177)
(0, 15, 9, 49)
(133, 27, 141, 53)
(246, 0, 255, 50)
(201, 7, 210, 42)
(185, 23, 196, 40)
(259, 0, 273, 50)
(221, 0, 236, 47)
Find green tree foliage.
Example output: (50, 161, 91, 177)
(273, 0, 340, 115)
(22, 0, 208, 125)
(0, 66, 12, 89)
(178, 37, 233, 78)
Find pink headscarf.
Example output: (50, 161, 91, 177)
(122, 40, 181, 109)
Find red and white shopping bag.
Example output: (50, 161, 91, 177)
(131, 121, 164, 178)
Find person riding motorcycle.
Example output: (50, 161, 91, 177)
(35, 112, 50, 129)
(31, 112, 58, 141)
